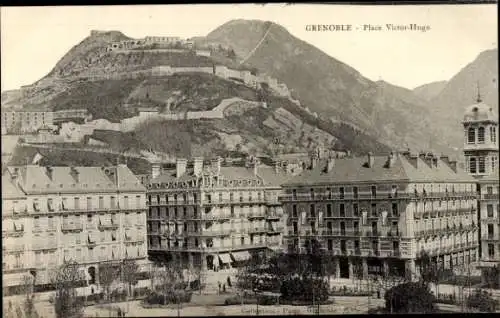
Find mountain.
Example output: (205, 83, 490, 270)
(425, 49, 498, 149)
(413, 81, 448, 101)
(203, 19, 456, 154)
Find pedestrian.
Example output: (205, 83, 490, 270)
(223, 284, 226, 293)
(227, 276, 232, 287)
(218, 281, 221, 294)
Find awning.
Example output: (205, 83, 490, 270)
(88, 233, 98, 243)
(99, 216, 111, 226)
(13, 221, 23, 232)
(124, 230, 133, 240)
(231, 251, 251, 262)
(47, 200, 54, 211)
(33, 202, 40, 211)
(2, 273, 30, 287)
(218, 254, 232, 264)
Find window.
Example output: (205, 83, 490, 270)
(48, 216, 54, 229)
(340, 222, 345, 234)
(47, 198, 54, 211)
(310, 188, 315, 199)
(487, 187, 493, 195)
(340, 240, 346, 252)
(468, 127, 475, 143)
(87, 214, 92, 223)
(230, 193, 234, 202)
(293, 222, 298, 234)
(310, 204, 315, 218)
(110, 196, 116, 208)
(488, 224, 494, 237)
(340, 204, 345, 217)
(231, 206, 235, 217)
(491, 126, 497, 143)
(492, 157, 498, 173)
(328, 240, 333, 251)
(371, 203, 377, 216)
(353, 221, 359, 232)
(326, 188, 332, 199)
(487, 205, 494, 218)
(74, 197, 80, 210)
(488, 243, 495, 258)
(354, 240, 360, 250)
(292, 189, 297, 199)
(479, 157, 486, 173)
(292, 205, 298, 217)
(353, 187, 359, 199)
(478, 127, 485, 143)
(339, 187, 345, 199)
(136, 195, 141, 207)
(327, 204, 332, 217)
(469, 157, 477, 173)
(87, 197, 92, 210)
(353, 203, 359, 216)
(219, 193, 223, 202)
(34, 216, 40, 228)
(311, 221, 316, 233)
(371, 186, 377, 198)
(391, 203, 398, 216)
(123, 196, 129, 209)
(98, 197, 104, 209)
(393, 241, 399, 250)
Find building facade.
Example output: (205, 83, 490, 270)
(280, 151, 479, 279)
(2, 165, 149, 295)
(146, 157, 290, 271)
(463, 96, 500, 283)
(1, 111, 54, 135)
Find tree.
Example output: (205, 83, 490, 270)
(20, 275, 39, 318)
(121, 260, 139, 298)
(467, 288, 498, 312)
(98, 263, 119, 301)
(51, 262, 84, 318)
(384, 281, 437, 314)
(226, 48, 236, 60)
(417, 250, 439, 286)
(483, 264, 500, 289)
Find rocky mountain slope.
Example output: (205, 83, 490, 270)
(203, 19, 497, 155)
(413, 81, 448, 101)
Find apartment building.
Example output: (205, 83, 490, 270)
(280, 151, 478, 280)
(146, 157, 291, 271)
(1, 110, 54, 135)
(2, 164, 149, 295)
(463, 96, 500, 284)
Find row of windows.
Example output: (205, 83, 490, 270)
(292, 185, 396, 198)
(289, 238, 400, 251)
(148, 192, 265, 203)
(291, 202, 399, 217)
(291, 220, 399, 233)
(467, 126, 497, 144)
(467, 156, 497, 174)
(32, 195, 143, 211)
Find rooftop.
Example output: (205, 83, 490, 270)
(5, 164, 146, 194)
(463, 101, 498, 123)
(283, 153, 476, 186)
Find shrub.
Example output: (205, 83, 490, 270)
(224, 295, 258, 306)
(384, 282, 437, 314)
(189, 279, 201, 290)
(280, 277, 329, 302)
(466, 289, 498, 312)
(133, 287, 150, 298)
(144, 290, 193, 305)
(110, 289, 127, 302)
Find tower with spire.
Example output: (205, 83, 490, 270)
(463, 84, 500, 286)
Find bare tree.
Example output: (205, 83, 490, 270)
(50, 262, 84, 318)
(121, 259, 140, 298)
(98, 263, 119, 301)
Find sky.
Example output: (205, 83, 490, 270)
(1, 4, 497, 92)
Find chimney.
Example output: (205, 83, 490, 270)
(176, 158, 187, 178)
(326, 157, 335, 173)
(367, 152, 374, 168)
(274, 161, 280, 174)
(193, 157, 204, 176)
(211, 157, 222, 175)
(70, 167, 80, 183)
(46, 166, 53, 180)
(407, 154, 418, 169)
(151, 162, 161, 179)
(424, 153, 434, 168)
(386, 151, 396, 168)
(310, 155, 318, 169)
(449, 160, 458, 173)
(253, 160, 259, 176)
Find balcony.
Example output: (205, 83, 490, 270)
(124, 237, 145, 245)
(2, 228, 25, 238)
(202, 199, 267, 206)
(482, 194, 499, 201)
(98, 222, 119, 231)
(266, 213, 283, 220)
(33, 241, 58, 251)
(3, 244, 25, 254)
(202, 214, 232, 221)
(61, 223, 83, 232)
(247, 213, 266, 220)
(2, 208, 28, 219)
(189, 229, 233, 237)
(248, 227, 267, 234)
(267, 227, 284, 234)
(148, 199, 200, 207)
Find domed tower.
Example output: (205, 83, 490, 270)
(462, 90, 498, 177)
(465, 88, 500, 285)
